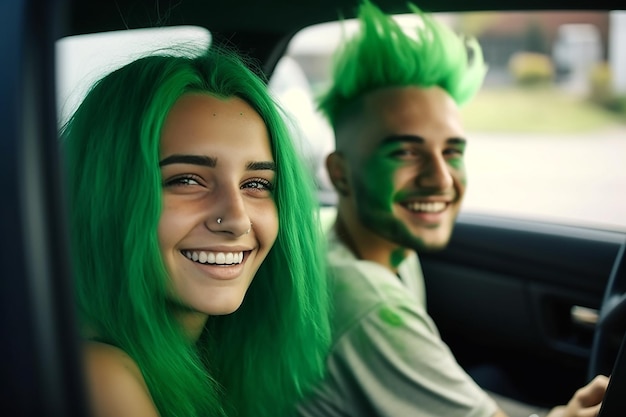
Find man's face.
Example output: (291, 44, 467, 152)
(337, 86, 466, 252)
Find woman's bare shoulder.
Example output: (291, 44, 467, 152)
(83, 341, 161, 417)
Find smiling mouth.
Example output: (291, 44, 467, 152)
(182, 250, 245, 265)
(402, 201, 448, 213)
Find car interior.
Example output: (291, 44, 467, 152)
(2, 0, 625, 416)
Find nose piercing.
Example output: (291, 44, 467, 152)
(216, 218, 251, 234)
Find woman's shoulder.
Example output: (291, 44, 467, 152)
(84, 340, 143, 381)
(83, 341, 160, 417)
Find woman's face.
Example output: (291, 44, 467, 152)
(158, 93, 278, 322)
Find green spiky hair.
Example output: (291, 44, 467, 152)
(318, 0, 487, 127)
(61, 47, 330, 417)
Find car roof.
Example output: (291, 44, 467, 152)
(65, 0, 619, 67)
(66, 0, 618, 36)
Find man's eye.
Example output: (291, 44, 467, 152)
(389, 149, 418, 159)
(444, 148, 464, 157)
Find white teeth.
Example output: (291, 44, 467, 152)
(406, 202, 447, 213)
(183, 250, 244, 265)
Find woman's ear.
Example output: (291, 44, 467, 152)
(326, 152, 350, 197)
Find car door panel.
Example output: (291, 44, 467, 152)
(419, 212, 625, 406)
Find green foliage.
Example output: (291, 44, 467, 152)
(524, 19, 548, 54)
(461, 86, 623, 133)
(457, 13, 499, 37)
(589, 61, 613, 105)
(588, 62, 626, 119)
(508, 52, 554, 86)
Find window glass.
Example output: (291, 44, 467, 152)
(55, 26, 211, 126)
(269, 10, 626, 231)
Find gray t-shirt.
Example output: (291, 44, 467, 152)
(297, 228, 498, 417)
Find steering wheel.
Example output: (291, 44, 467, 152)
(588, 241, 626, 380)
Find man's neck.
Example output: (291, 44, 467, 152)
(335, 206, 410, 273)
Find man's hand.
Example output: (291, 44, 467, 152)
(546, 375, 610, 417)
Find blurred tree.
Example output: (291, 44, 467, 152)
(457, 12, 498, 36)
(524, 19, 548, 54)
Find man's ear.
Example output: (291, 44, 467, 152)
(326, 152, 350, 197)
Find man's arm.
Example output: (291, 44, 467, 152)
(327, 301, 500, 417)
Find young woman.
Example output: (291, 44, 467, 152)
(61, 48, 331, 417)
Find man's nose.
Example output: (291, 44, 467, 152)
(416, 154, 454, 190)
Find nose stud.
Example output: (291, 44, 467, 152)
(216, 218, 251, 235)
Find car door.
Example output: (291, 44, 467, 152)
(419, 213, 625, 406)
(1, 0, 90, 416)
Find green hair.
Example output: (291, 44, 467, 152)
(61, 47, 330, 417)
(318, 0, 487, 127)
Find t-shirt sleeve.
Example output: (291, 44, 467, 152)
(327, 301, 499, 417)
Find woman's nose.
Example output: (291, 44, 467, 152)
(206, 185, 252, 237)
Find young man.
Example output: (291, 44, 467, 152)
(296, 1, 609, 417)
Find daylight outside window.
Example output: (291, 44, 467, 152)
(55, 26, 211, 127)
(269, 10, 626, 232)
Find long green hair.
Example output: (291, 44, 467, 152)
(318, 0, 488, 127)
(62, 47, 331, 417)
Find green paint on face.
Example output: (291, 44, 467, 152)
(450, 159, 467, 187)
(359, 150, 396, 213)
(350, 149, 428, 250)
(448, 156, 464, 171)
(390, 248, 406, 268)
(378, 306, 403, 327)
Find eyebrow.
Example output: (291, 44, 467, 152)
(246, 161, 276, 171)
(159, 154, 216, 167)
(158, 154, 276, 171)
(381, 134, 467, 146)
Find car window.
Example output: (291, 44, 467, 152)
(55, 26, 211, 126)
(269, 10, 626, 232)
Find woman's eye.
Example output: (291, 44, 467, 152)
(163, 175, 202, 187)
(242, 178, 274, 192)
